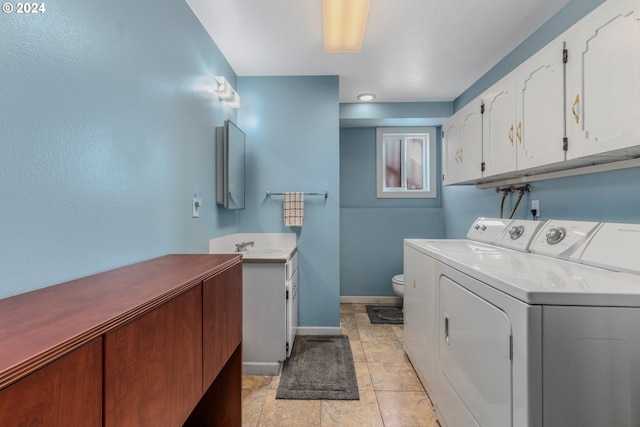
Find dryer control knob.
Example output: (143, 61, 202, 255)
(480, 224, 487, 231)
(509, 225, 525, 240)
(546, 227, 567, 245)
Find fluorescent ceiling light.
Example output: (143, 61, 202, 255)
(323, 0, 371, 53)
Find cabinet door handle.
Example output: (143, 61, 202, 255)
(572, 94, 580, 124)
(516, 121, 522, 144)
(444, 314, 450, 345)
(508, 124, 514, 145)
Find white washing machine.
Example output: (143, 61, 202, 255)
(404, 218, 640, 427)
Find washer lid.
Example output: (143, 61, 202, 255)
(580, 222, 640, 274)
(529, 220, 601, 260)
(466, 217, 513, 244)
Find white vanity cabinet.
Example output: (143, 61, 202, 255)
(564, 0, 640, 161)
(442, 97, 483, 185)
(242, 251, 298, 375)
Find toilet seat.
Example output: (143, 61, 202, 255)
(392, 274, 404, 285)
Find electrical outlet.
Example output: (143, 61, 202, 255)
(531, 200, 540, 217)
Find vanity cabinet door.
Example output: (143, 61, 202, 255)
(565, 0, 640, 160)
(104, 285, 203, 427)
(0, 338, 102, 427)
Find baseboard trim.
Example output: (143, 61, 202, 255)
(296, 326, 342, 336)
(340, 296, 402, 305)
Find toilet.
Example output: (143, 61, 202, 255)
(392, 274, 404, 298)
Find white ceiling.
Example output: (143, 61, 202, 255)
(186, 0, 570, 103)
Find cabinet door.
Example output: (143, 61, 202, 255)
(565, 0, 640, 160)
(459, 99, 484, 182)
(442, 114, 463, 185)
(516, 40, 566, 170)
(483, 75, 517, 177)
(104, 285, 203, 427)
(443, 100, 483, 185)
(0, 338, 102, 427)
(203, 263, 242, 389)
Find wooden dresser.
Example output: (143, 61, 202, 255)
(0, 254, 243, 427)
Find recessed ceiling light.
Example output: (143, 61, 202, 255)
(357, 93, 376, 102)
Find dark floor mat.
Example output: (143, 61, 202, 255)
(365, 305, 403, 324)
(276, 335, 359, 400)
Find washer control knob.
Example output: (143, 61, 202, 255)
(509, 225, 525, 240)
(474, 224, 480, 230)
(546, 227, 567, 245)
(480, 224, 487, 231)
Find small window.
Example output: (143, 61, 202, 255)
(376, 127, 437, 198)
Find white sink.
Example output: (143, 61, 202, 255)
(242, 246, 294, 259)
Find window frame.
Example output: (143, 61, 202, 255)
(376, 126, 437, 199)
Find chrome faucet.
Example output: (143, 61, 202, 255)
(235, 241, 254, 252)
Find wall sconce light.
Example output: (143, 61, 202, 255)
(215, 76, 241, 108)
(323, 0, 371, 53)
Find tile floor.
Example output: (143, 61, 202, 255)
(242, 303, 441, 427)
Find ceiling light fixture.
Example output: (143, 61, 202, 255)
(357, 93, 376, 102)
(214, 76, 241, 108)
(323, 0, 371, 53)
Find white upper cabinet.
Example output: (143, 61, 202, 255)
(483, 40, 565, 179)
(515, 40, 566, 170)
(565, 0, 640, 160)
(482, 74, 517, 177)
(444, 0, 640, 185)
(442, 97, 483, 185)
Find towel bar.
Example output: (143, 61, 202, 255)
(266, 191, 328, 199)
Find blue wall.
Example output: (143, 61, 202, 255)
(443, 168, 640, 238)
(340, 127, 444, 296)
(0, 0, 238, 298)
(237, 76, 341, 327)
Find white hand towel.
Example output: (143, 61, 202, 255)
(284, 192, 304, 227)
